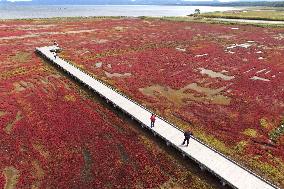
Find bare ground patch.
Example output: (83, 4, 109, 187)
(3, 166, 20, 189)
(4, 111, 23, 134)
(139, 83, 231, 106)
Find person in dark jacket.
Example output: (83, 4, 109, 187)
(182, 130, 192, 146)
(53, 52, 57, 59)
(150, 114, 156, 128)
(53, 41, 58, 47)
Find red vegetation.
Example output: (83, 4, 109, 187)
(57, 18, 284, 185)
(0, 19, 214, 188)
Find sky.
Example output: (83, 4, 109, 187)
(5, 0, 32, 2)
(2, 0, 282, 2)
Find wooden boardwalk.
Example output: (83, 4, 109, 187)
(36, 46, 278, 189)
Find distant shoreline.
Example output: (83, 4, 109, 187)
(0, 5, 241, 19)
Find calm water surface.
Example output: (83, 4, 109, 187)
(0, 5, 242, 19)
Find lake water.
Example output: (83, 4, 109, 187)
(0, 5, 241, 19)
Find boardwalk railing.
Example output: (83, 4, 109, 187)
(36, 46, 279, 189)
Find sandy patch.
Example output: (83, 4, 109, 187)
(139, 83, 231, 106)
(64, 94, 76, 102)
(16, 24, 56, 30)
(33, 143, 49, 159)
(0, 111, 6, 117)
(104, 71, 132, 78)
(4, 111, 23, 134)
(198, 68, 235, 81)
(13, 81, 34, 92)
(92, 39, 108, 44)
(11, 52, 31, 63)
(3, 166, 20, 189)
(113, 26, 127, 32)
(31, 160, 44, 189)
(273, 33, 284, 40)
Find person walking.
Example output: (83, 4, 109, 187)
(53, 41, 58, 47)
(53, 52, 57, 59)
(150, 114, 156, 128)
(182, 130, 192, 147)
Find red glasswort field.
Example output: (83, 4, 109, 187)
(0, 18, 217, 188)
(58, 18, 283, 186)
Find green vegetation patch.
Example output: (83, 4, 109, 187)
(200, 9, 284, 21)
(243, 128, 258, 138)
(269, 120, 284, 142)
(234, 140, 248, 153)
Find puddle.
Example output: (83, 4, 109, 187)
(231, 27, 239, 30)
(175, 47, 186, 52)
(256, 69, 267, 74)
(104, 71, 132, 78)
(250, 76, 270, 82)
(226, 43, 252, 49)
(198, 68, 235, 81)
(244, 67, 255, 73)
(94, 62, 103, 68)
(3, 166, 20, 189)
(139, 83, 231, 106)
(195, 54, 208, 58)
(4, 111, 23, 134)
(265, 70, 271, 74)
(227, 51, 235, 54)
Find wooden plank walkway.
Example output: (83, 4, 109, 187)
(36, 45, 278, 189)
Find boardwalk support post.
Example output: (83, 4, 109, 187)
(200, 165, 205, 171)
(166, 142, 170, 146)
